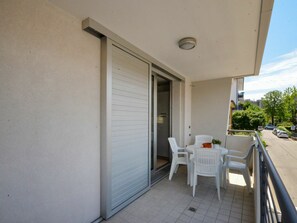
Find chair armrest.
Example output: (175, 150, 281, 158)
(228, 150, 244, 155)
(225, 154, 245, 160)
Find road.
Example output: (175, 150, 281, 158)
(262, 130, 297, 206)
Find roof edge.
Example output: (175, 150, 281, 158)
(254, 0, 274, 76)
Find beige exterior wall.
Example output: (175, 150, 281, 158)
(171, 80, 183, 145)
(191, 78, 233, 145)
(230, 78, 238, 104)
(0, 1, 101, 222)
(225, 135, 255, 154)
(172, 78, 192, 147)
(184, 78, 192, 146)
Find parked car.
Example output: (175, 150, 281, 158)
(265, 124, 276, 130)
(272, 128, 280, 135)
(258, 126, 264, 131)
(277, 130, 289, 138)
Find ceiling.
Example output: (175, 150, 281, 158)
(49, 0, 273, 81)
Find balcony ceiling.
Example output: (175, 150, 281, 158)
(49, 0, 273, 81)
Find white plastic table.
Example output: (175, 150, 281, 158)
(186, 145, 228, 156)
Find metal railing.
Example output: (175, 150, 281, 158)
(255, 131, 297, 223)
(228, 130, 297, 223)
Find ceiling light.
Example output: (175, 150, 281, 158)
(178, 37, 196, 50)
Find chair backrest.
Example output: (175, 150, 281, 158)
(168, 137, 179, 154)
(244, 143, 256, 163)
(193, 148, 221, 177)
(194, 135, 213, 147)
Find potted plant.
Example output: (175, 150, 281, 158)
(212, 139, 221, 149)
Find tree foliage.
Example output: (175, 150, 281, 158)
(232, 102, 266, 130)
(239, 101, 261, 111)
(233, 86, 297, 130)
(262, 90, 284, 125)
(283, 86, 297, 124)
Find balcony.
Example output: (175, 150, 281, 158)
(102, 132, 297, 223)
(1, 1, 292, 223)
(104, 169, 254, 223)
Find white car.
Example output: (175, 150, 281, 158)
(272, 128, 278, 135)
(277, 131, 289, 138)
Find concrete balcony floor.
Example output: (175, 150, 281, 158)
(104, 167, 254, 223)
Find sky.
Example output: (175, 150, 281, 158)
(244, 0, 297, 100)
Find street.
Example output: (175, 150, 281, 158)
(261, 130, 297, 206)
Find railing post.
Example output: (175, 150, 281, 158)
(259, 147, 266, 223)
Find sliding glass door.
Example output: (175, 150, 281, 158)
(151, 73, 172, 182)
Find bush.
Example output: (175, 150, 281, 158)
(212, 139, 222, 145)
(277, 121, 294, 131)
(262, 140, 267, 147)
(231, 132, 253, 136)
(232, 109, 266, 130)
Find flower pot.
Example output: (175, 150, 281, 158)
(214, 144, 220, 149)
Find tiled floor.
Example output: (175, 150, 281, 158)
(103, 167, 254, 223)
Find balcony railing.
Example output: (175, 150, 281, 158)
(228, 130, 297, 223)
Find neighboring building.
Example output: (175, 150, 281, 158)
(238, 90, 245, 103)
(0, 1, 274, 222)
(229, 78, 244, 129)
(230, 78, 245, 107)
(245, 99, 263, 108)
(227, 78, 257, 129)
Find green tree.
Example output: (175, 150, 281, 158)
(239, 101, 261, 111)
(232, 102, 266, 130)
(262, 90, 284, 125)
(232, 110, 249, 130)
(283, 86, 297, 124)
(247, 110, 266, 129)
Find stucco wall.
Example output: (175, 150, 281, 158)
(171, 80, 183, 145)
(230, 78, 237, 103)
(225, 135, 254, 153)
(191, 78, 232, 145)
(184, 78, 192, 146)
(0, 1, 101, 222)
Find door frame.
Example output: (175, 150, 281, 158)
(151, 70, 173, 174)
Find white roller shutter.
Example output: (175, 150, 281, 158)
(101, 38, 150, 219)
(111, 46, 149, 209)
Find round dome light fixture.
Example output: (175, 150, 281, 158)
(178, 37, 196, 50)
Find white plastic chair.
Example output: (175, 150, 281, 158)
(168, 137, 190, 184)
(189, 135, 214, 186)
(192, 148, 221, 200)
(194, 135, 213, 148)
(223, 143, 255, 191)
